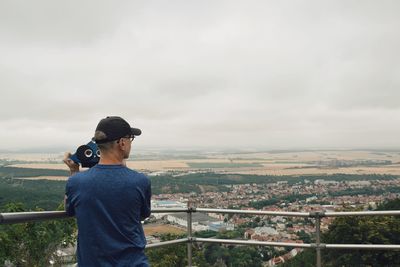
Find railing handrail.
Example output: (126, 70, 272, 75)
(2, 207, 400, 266)
(0, 210, 68, 224)
(195, 207, 310, 217)
(4, 208, 400, 225)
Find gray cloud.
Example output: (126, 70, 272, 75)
(1, 1, 400, 151)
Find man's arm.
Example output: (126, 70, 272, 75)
(141, 178, 152, 220)
(64, 194, 75, 216)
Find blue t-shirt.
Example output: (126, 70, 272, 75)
(65, 164, 151, 267)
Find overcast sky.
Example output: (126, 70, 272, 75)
(1, 1, 400, 152)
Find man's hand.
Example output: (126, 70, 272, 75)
(63, 152, 80, 175)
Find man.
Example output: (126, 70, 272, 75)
(64, 116, 151, 267)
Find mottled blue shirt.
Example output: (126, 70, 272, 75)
(65, 164, 151, 267)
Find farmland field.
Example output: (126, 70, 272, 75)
(4, 150, 400, 177)
(144, 223, 185, 235)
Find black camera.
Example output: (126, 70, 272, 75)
(70, 140, 100, 168)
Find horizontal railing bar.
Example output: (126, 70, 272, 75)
(146, 238, 189, 249)
(3, 208, 400, 225)
(3, 209, 400, 225)
(325, 210, 400, 217)
(325, 244, 400, 250)
(150, 208, 189, 213)
(0, 211, 68, 224)
(194, 238, 312, 248)
(196, 208, 310, 217)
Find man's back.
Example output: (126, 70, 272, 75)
(65, 164, 151, 267)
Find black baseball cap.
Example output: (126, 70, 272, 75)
(93, 116, 142, 144)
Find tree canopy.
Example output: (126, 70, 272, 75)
(0, 202, 76, 267)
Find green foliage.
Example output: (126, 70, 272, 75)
(148, 231, 264, 267)
(328, 186, 400, 200)
(147, 233, 207, 267)
(0, 177, 67, 210)
(321, 199, 400, 267)
(194, 230, 218, 238)
(279, 199, 400, 266)
(0, 166, 69, 178)
(377, 198, 400, 210)
(204, 244, 263, 267)
(216, 229, 243, 239)
(250, 198, 279, 209)
(282, 249, 315, 267)
(0, 202, 76, 267)
(147, 243, 187, 267)
(297, 230, 312, 244)
(228, 246, 263, 267)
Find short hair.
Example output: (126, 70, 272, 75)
(94, 131, 117, 151)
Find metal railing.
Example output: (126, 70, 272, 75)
(2, 207, 400, 267)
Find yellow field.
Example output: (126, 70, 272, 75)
(224, 165, 400, 176)
(144, 224, 185, 235)
(126, 160, 188, 170)
(6, 150, 400, 176)
(0, 153, 62, 162)
(10, 163, 69, 170)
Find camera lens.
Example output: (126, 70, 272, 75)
(84, 149, 93, 158)
(96, 150, 101, 157)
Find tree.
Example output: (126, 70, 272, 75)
(147, 233, 207, 267)
(322, 199, 400, 267)
(228, 246, 263, 267)
(377, 198, 400, 210)
(284, 199, 400, 267)
(297, 230, 311, 244)
(281, 249, 315, 267)
(0, 202, 76, 267)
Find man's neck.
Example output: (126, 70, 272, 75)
(98, 151, 125, 165)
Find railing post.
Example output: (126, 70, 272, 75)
(310, 211, 324, 267)
(316, 214, 321, 267)
(187, 202, 193, 267)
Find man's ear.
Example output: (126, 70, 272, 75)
(118, 138, 128, 151)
